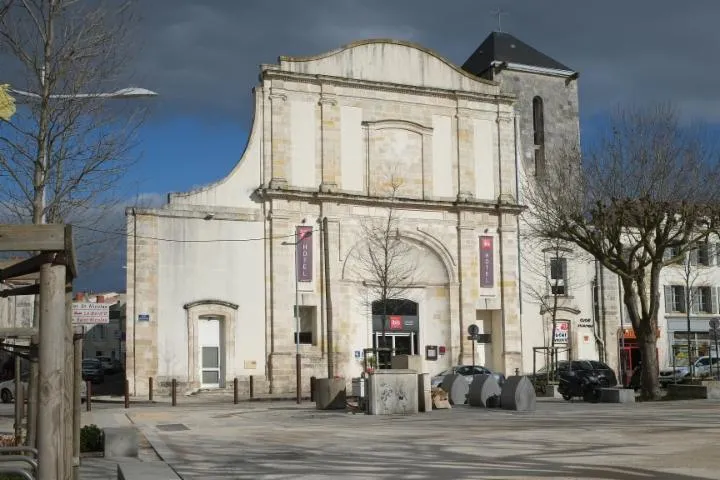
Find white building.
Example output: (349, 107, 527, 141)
(125, 32, 620, 396)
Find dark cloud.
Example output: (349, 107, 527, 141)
(124, 0, 720, 123)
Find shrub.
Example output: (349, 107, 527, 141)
(80, 424, 103, 452)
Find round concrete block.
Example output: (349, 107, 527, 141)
(468, 374, 501, 408)
(441, 373, 469, 405)
(500, 376, 536, 412)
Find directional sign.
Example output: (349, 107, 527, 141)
(72, 302, 110, 325)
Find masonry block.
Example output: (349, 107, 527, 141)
(599, 387, 636, 403)
(500, 376, 536, 412)
(468, 374, 501, 408)
(391, 355, 423, 372)
(104, 427, 138, 459)
(441, 373, 469, 405)
(417, 373, 432, 412)
(367, 370, 418, 415)
(315, 377, 346, 410)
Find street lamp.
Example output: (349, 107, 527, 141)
(9, 79, 158, 224)
(282, 227, 313, 404)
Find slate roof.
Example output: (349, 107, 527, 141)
(461, 31, 572, 76)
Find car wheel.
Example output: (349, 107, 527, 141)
(1, 389, 12, 404)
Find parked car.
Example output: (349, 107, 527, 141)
(527, 360, 618, 395)
(659, 356, 720, 385)
(0, 373, 28, 403)
(96, 356, 121, 374)
(82, 358, 105, 384)
(431, 365, 506, 389)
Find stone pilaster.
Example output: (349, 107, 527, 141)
(456, 112, 475, 201)
(499, 213, 522, 374)
(125, 212, 159, 396)
(456, 221, 478, 365)
(496, 111, 517, 202)
(319, 92, 340, 192)
(269, 90, 289, 189)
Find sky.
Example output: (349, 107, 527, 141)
(49, 0, 720, 291)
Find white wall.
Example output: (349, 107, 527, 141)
(156, 217, 266, 379)
(431, 115, 453, 199)
(340, 105, 364, 192)
(473, 118, 495, 201)
(290, 100, 317, 188)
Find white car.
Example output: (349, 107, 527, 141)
(0, 378, 27, 404)
(659, 356, 720, 384)
(0, 377, 87, 403)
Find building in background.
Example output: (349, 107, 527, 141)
(74, 292, 126, 363)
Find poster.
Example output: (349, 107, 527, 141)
(296, 226, 313, 282)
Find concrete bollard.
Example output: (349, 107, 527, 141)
(149, 377, 153, 402)
(233, 378, 239, 404)
(310, 376, 317, 401)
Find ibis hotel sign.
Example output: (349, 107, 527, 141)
(296, 226, 313, 282)
(479, 236, 494, 288)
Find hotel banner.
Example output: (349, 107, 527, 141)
(479, 236, 494, 288)
(296, 226, 313, 282)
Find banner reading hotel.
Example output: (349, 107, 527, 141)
(296, 226, 313, 282)
(479, 236, 494, 288)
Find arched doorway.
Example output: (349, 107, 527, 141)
(371, 299, 419, 369)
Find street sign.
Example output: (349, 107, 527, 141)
(71, 302, 110, 325)
(468, 324, 479, 336)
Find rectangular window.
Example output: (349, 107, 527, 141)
(670, 285, 686, 313)
(693, 286, 713, 313)
(696, 244, 712, 266)
(549, 257, 567, 296)
(294, 305, 316, 345)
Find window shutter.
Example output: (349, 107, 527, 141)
(690, 249, 698, 266)
(663, 248, 671, 262)
(691, 288, 699, 313)
(562, 258, 568, 294)
(712, 287, 718, 314)
(664, 286, 673, 312)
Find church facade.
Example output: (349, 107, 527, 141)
(125, 32, 620, 396)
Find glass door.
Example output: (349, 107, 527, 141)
(199, 318, 221, 388)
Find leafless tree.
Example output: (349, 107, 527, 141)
(674, 246, 708, 378)
(0, 0, 146, 266)
(522, 104, 720, 400)
(521, 235, 592, 380)
(352, 173, 419, 347)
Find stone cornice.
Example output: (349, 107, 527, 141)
(261, 68, 516, 105)
(253, 187, 526, 215)
(125, 206, 262, 222)
(183, 299, 239, 311)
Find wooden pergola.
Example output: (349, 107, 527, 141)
(0, 224, 80, 480)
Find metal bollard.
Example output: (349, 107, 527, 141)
(149, 377, 153, 402)
(249, 375, 254, 399)
(171, 378, 177, 406)
(124, 379, 130, 409)
(310, 376, 317, 402)
(85, 380, 92, 412)
(233, 378, 239, 405)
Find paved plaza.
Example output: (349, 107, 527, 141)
(0, 397, 718, 479)
(87, 398, 720, 479)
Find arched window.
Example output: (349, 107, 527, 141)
(532, 96, 545, 177)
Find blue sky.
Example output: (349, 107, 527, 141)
(6, 0, 720, 292)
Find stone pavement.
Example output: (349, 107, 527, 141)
(122, 398, 720, 480)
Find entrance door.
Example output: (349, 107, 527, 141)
(199, 317, 222, 388)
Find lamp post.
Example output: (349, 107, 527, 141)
(282, 227, 312, 404)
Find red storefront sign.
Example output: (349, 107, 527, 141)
(296, 226, 313, 282)
(479, 236, 494, 288)
(389, 316, 402, 330)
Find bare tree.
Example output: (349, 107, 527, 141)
(521, 235, 592, 380)
(0, 0, 146, 264)
(523, 104, 720, 399)
(673, 246, 709, 378)
(351, 174, 419, 356)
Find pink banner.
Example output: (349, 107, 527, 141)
(479, 236, 494, 288)
(296, 226, 313, 282)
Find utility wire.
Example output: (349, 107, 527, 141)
(72, 224, 301, 244)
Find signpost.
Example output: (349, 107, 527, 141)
(710, 318, 720, 378)
(468, 324, 479, 369)
(71, 302, 110, 325)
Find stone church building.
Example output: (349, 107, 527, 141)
(126, 32, 621, 395)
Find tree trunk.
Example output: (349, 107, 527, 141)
(638, 327, 661, 400)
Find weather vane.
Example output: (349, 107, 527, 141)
(490, 7, 508, 32)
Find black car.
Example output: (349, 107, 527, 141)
(556, 360, 618, 399)
(82, 358, 105, 384)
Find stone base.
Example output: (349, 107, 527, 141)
(367, 370, 419, 415)
(117, 460, 180, 479)
(599, 388, 636, 403)
(468, 374, 501, 408)
(500, 376, 536, 412)
(417, 373, 432, 412)
(535, 383, 563, 399)
(104, 427, 138, 459)
(315, 377, 346, 410)
(667, 383, 720, 400)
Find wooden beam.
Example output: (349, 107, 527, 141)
(0, 284, 40, 298)
(64, 225, 78, 279)
(0, 328, 39, 338)
(0, 224, 66, 251)
(0, 253, 56, 282)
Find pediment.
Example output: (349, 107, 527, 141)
(278, 40, 498, 95)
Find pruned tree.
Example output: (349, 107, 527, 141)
(352, 173, 419, 353)
(523, 104, 720, 399)
(0, 0, 148, 266)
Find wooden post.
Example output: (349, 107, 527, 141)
(73, 328, 82, 480)
(85, 381, 91, 412)
(249, 375, 254, 399)
(148, 377, 153, 402)
(13, 353, 23, 445)
(64, 288, 73, 480)
(171, 379, 177, 406)
(233, 378, 238, 404)
(26, 334, 39, 448)
(37, 262, 67, 480)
